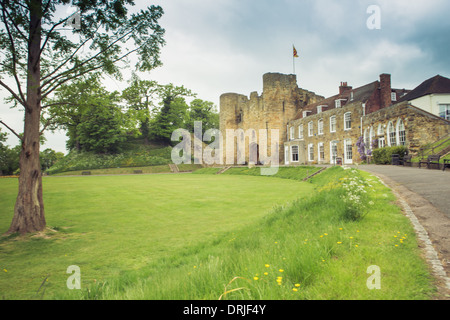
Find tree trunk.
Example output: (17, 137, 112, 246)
(7, 0, 45, 235)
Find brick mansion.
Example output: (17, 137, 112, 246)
(219, 72, 450, 165)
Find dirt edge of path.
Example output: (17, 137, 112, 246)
(364, 170, 450, 300)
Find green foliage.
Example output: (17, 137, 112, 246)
(76, 103, 126, 154)
(372, 146, 408, 164)
(40, 148, 64, 172)
(48, 76, 140, 153)
(46, 147, 172, 175)
(185, 99, 220, 134)
(151, 97, 189, 143)
(0, 131, 20, 175)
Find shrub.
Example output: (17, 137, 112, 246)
(46, 148, 172, 175)
(372, 146, 408, 165)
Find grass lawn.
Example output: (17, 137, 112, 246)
(0, 173, 311, 299)
(0, 167, 436, 300)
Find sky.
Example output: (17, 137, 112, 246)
(1, 0, 450, 153)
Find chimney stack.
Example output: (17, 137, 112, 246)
(379, 73, 392, 109)
(339, 82, 352, 95)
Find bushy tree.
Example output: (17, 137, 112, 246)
(121, 74, 159, 144)
(76, 101, 126, 153)
(185, 99, 219, 134)
(150, 84, 195, 144)
(48, 76, 132, 153)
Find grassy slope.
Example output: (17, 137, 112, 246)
(0, 174, 310, 299)
(68, 167, 435, 300)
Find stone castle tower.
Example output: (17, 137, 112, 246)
(219, 72, 324, 164)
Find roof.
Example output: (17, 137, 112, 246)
(293, 81, 378, 120)
(398, 75, 450, 102)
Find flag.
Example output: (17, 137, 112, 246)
(293, 46, 299, 58)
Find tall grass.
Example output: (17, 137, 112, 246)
(61, 167, 435, 300)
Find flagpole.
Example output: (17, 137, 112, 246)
(293, 54, 295, 74)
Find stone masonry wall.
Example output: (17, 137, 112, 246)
(219, 73, 324, 164)
(284, 101, 450, 165)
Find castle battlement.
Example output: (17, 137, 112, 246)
(219, 72, 324, 163)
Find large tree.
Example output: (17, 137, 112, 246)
(121, 74, 158, 144)
(151, 84, 195, 143)
(48, 75, 135, 153)
(0, 0, 165, 234)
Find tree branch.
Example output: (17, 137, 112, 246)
(40, 25, 135, 92)
(39, 15, 72, 56)
(2, 2, 29, 42)
(1, 5, 27, 104)
(40, 26, 98, 83)
(0, 120, 23, 141)
(0, 79, 27, 109)
(40, 101, 78, 110)
(39, 115, 56, 135)
(41, 45, 141, 100)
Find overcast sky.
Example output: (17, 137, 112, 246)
(2, 0, 450, 153)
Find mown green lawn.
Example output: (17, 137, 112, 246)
(0, 167, 436, 300)
(0, 173, 311, 299)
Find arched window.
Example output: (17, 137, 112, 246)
(364, 128, 370, 151)
(396, 119, 406, 146)
(377, 124, 385, 148)
(369, 126, 374, 150)
(387, 121, 396, 146)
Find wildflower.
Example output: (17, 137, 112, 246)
(349, 236, 353, 239)
(324, 233, 328, 236)
(3, 269, 7, 273)
(355, 245, 359, 248)
(279, 269, 284, 273)
(294, 283, 300, 287)
(264, 272, 268, 276)
(265, 264, 270, 268)
(337, 241, 342, 244)
(253, 277, 259, 281)
(292, 288, 298, 292)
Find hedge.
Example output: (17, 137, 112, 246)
(372, 146, 408, 165)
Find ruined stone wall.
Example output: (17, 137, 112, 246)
(219, 72, 324, 164)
